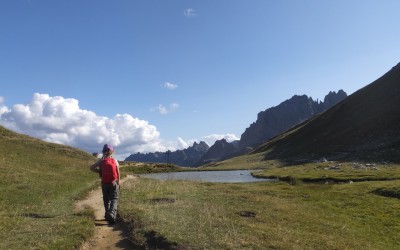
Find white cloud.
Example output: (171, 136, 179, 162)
(0, 93, 240, 160)
(199, 133, 239, 146)
(184, 8, 197, 17)
(177, 137, 189, 149)
(0, 96, 8, 116)
(163, 82, 178, 90)
(152, 103, 179, 115)
(0, 93, 165, 156)
(157, 104, 168, 115)
(173, 133, 239, 151)
(133, 132, 239, 155)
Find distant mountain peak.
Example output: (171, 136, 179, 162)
(194, 139, 239, 166)
(253, 63, 400, 162)
(126, 90, 348, 167)
(239, 90, 348, 150)
(125, 140, 209, 167)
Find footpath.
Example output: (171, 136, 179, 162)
(75, 175, 136, 249)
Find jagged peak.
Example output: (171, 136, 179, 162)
(198, 141, 209, 147)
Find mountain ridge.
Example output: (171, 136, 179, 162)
(253, 62, 400, 162)
(239, 90, 347, 150)
(125, 90, 347, 166)
(125, 141, 209, 166)
(197, 90, 347, 165)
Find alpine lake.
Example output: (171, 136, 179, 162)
(138, 170, 276, 183)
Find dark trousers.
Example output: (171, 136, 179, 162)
(101, 182, 119, 220)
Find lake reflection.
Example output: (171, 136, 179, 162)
(139, 170, 276, 183)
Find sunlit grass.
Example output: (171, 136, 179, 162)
(120, 161, 191, 174)
(0, 126, 98, 249)
(253, 161, 400, 182)
(199, 152, 284, 170)
(119, 174, 400, 249)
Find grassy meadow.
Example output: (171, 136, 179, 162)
(0, 127, 98, 249)
(120, 161, 192, 175)
(3, 120, 400, 249)
(119, 159, 400, 249)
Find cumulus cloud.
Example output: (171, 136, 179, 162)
(148, 133, 239, 154)
(0, 96, 8, 116)
(184, 8, 197, 17)
(0, 93, 240, 160)
(175, 133, 239, 151)
(163, 82, 178, 90)
(0, 93, 165, 157)
(199, 133, 239, 146)
(176, 137, 189, 149)
(152, 103, 179, 115)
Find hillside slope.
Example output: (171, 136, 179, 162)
(0, 125, 97, 249)
(253, 63, 400, 162)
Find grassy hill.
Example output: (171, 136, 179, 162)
(0, 126, 98, 249)
(253, 63, 400, 163)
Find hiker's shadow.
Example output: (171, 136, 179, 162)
(127, 230, 179, 250)
(94, 219, 109, 226)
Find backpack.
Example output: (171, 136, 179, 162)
(100, 157, 118, 184)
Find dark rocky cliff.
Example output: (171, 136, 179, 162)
(194, 139, 239, 166)
(125, 90, 347, 167)
(253, 63, 400, 162)
(239, 90, 347, 150)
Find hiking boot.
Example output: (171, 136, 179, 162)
(108, 217, 116, 225)
(105, 213, 116, 224)
(105, 213, 112, 221)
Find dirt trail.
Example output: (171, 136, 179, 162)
(75, 175, 136, 250)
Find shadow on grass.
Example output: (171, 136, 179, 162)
(20, 213, 55, 219)
(140, 230, 179, 250)
(372, 188, 400, 199)
(111, 219, 180, 250)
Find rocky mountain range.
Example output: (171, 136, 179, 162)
(195, 90, 347, 166)
(193, 139, 239, 166)
(125, 90, 347, 167)
(239, 90, 347, 151)
(125, 141, 209, 166)
(253, 63, 400, 162)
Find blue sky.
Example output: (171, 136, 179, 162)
(1, 0, 400, 159)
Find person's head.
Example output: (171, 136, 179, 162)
(102, 144, 114, 156)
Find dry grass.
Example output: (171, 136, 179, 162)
(119, 174, 400, 249)
(253, 161, 400, 182)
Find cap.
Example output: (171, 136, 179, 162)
(102, 144, 114, 153)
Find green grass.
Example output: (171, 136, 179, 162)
(119, 162, 400, 249)
(120, 161, 192, 174)
(0, 126, 98, 249)
(119, 178, 400, 249)
(4, 122, 400, 249)
(253, 161, 400, 182)
(199, 153, 283, 170)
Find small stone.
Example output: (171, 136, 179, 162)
(238, 211, 256, 218)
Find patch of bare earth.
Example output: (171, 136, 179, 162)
(75, 175, 136, 250)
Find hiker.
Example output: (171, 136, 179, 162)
(90, 144, 120, 224)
